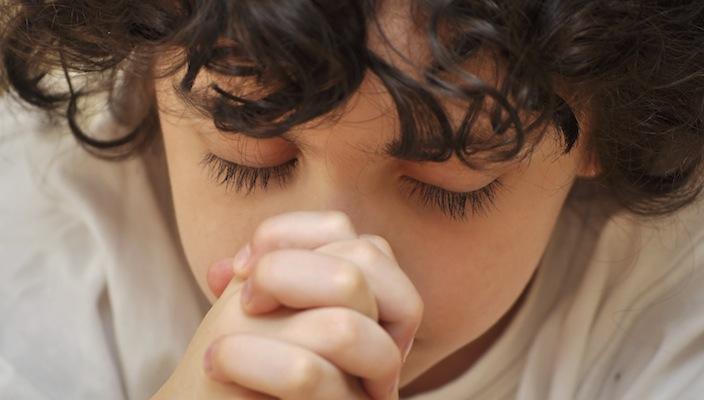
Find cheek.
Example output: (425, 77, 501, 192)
(406, 211, 554, 348)
(405, 155, 578, 352)
(159, 114, 258, 302)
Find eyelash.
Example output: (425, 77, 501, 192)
(399, 176, 503, 221)
(200, 153, 299, 194)
(200, 152, 503, 221)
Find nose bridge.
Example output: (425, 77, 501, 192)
(324, 198, 392, 239)
(299, 156, 387, 236)
(286, 83, 398, 236)
(307, 170, 368, 229)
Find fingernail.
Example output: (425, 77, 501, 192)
(241, 278, 253, 306)
(232, 244, 251, 276)
(203, 345, 214, 374)
(402, 337, 414, 363)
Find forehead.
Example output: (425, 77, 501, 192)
(161, 0, 550, 169)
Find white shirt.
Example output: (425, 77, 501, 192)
(405, 166, 704, 399)
(2, 97, 704, 399)
(0, 98, 208, 400)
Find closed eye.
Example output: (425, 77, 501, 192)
(200, 152, 504, 221)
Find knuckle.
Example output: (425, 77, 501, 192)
(252, 218, 281, 244)
(211, 335, 235, 370)
(323, 211, 354, 233)
(361, 234, 393, 254)
(349, 239, 382, 263)
(284, 355, 321, 396)
(331, 267, 367, 299)
(324, 310, 363, 350)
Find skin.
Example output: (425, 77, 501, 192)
(151, 215, 420, 399)
(151, 2, 599, 398)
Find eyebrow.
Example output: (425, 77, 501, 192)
(279, 129, 484, 170)
(213, 117, 518, 170)
(277, 128, 444, 160)
(383, 137, 450, 163)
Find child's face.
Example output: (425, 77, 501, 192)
(153, 6, 594, 388)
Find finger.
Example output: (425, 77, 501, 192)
(216, 269, 247, 302)
(241, 249, 379, 321)
(315, 237, 423, 363)
(207, 258, 237, 299)
(209, 211, 358, 299)
(205, 334, 369, 400)
(197, 377, 278, 400)
(358, 234, 395, 258)
(234, 211, 358, 277)
(278, 307, 403, 400)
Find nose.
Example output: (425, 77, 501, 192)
(304, 189, 371, 234)
(295, 160, 387, 236)
(301, 180, 409, 269)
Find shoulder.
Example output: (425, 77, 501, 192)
(0, 95, 130, 399)
(589, 200, 704, 399)
(0, 95, 206, 399)
(545, 195, 704, 399)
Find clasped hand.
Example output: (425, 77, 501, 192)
(154, 211, 423, 400)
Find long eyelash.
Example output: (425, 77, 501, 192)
(401, 177, 504, 222)
(199, 152, 298, 195)
(200, 152, 503, 221)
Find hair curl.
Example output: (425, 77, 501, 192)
(2, 0, 704, 216)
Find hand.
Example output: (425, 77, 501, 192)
(203, 211, 424, 399)
(153, 270, 377, 399)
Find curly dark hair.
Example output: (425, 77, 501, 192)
(2, 0, 704, 216)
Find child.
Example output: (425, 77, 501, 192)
(2, 1, 704, 399)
